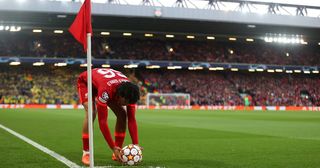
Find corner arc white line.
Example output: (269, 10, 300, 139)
(0, 124, 80, 168)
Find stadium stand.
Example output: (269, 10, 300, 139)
(0, 1, 320, 108)
(1, 65, 320, 106)
(1, 34, 320, 66)
(0, 65, 147, 105)
(141, 70, 320, 106)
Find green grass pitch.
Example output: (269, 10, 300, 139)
(0, 109, 320, 168)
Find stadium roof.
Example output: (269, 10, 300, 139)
(0, 0, 319, 41)
(53, 0, 320, 8)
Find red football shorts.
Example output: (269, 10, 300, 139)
(77, 75, 97, 104)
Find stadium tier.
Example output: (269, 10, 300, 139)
(1, 34, 320, 66)
(1, 65, 319, 106)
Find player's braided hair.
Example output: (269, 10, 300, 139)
(116, 82, 140, 104)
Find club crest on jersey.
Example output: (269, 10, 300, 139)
(102, 92, 109, 100)
(99, 92, 109, 103)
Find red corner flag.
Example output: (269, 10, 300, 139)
(69, 0, 92, 52)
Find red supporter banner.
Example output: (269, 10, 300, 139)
(1, 104, 320, 111)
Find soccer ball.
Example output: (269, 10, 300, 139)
(121, 144, 142, 166)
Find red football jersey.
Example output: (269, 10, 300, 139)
(77, 68, 139, 149)
(78, 68, 129, 105)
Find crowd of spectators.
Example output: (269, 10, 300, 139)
(140, 70, 320, 106)
(1, 34, 320, 106)
(0, 70, 33, 104)
(0, 66, 146, 105)
(227, 73, 320, 106)
(1, 65, 320, 106)
(1, 34, 320, 66)
(142, 70, 242, 105)
(0, 66, 80, 104)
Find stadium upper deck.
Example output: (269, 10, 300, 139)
(0, 0, 320, 41)
(0, 0, 319, 72)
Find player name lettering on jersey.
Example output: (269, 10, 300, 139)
(107, 79, 129, 86)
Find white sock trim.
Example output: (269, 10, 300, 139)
(83, 150, 90, 155)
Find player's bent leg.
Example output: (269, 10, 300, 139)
(82, 102, 97, 138)
(82, 102, 90, 156)
(81, 102, 97, 165)
(82, 102, 89, 134)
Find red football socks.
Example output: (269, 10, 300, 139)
(115, 132, 126, 148)
(82, 133, 89, 151)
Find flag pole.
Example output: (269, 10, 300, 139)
(69, 0, 93, 166)
(86, 33, 94, 168)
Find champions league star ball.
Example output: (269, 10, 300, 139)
(121, 144, 142, 166)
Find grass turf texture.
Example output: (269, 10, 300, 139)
(0, 109, 320, 168)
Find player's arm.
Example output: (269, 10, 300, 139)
(96, 91, 123, 161)
(127, 104, 139, 144)
(96, 101, 115, 149)
(96, 101, 123, 161)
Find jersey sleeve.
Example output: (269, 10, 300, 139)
(96, 87, 110, 106)
(96, 87, 116, 149)
(97, 103, 115, 149)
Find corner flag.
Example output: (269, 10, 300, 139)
(69, 1, 94, 168)
(69, 0, 92, 51)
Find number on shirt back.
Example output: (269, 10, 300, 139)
(97, 69, 127, 78)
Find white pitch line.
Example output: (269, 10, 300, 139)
(0, 124, 164, 168)
(0, 123, 80, 168)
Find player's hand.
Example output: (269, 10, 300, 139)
(113, 146, 124, 162)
